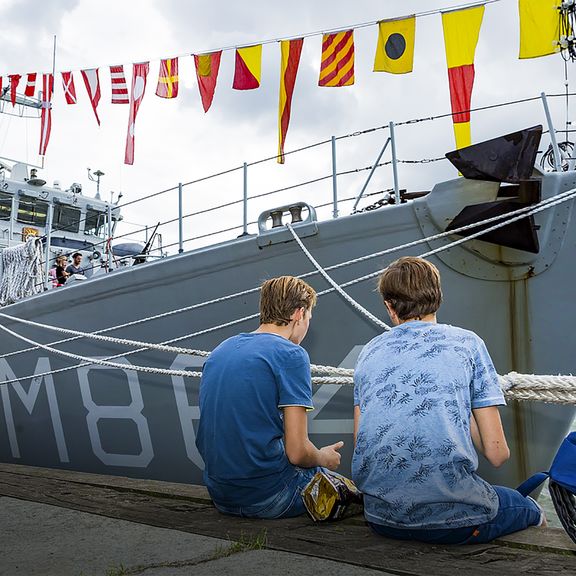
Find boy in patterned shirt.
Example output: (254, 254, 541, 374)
(352, 256, 544, 544)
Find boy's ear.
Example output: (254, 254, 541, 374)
(291, 307, 305, 322)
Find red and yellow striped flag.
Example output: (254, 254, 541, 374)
(156, 58, 179, 98)
(442, 5, 485, 150)
(318, 30, 354, 87)
(278, 38, 304, 164)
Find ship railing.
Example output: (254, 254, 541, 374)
(37, 91, 574, 284)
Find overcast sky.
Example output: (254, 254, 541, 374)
(0, 0, 569, 252)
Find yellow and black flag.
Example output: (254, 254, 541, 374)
(373, 16, 416, 74)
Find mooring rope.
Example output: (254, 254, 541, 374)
(0, 187, 575, 405)
(2, 186, 575, 361)
(0, 319, 574, 405)
(286, 223, 391, 330)
(0, 238, 44, 306)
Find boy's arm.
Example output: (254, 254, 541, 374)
(283, 406, 343, 470)
(353, 405, 361, 447)
(471, 406, 510, 468)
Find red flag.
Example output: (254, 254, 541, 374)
(278, 38, 304, 163)
(61, 71, 77, 104)
(8, 75, 21, 106)
(124, 62, 149, 165)
(110, 65, 129, 104)
(39, 74, 54, 156)
(194, 51, 222, 112)
(81, 68, 101, 125)
(24, 73, 37, 97)
(156, 58, 179, 98)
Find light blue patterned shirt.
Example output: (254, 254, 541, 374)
(352, 321, 506, 529)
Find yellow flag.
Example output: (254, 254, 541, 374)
(442, 5, 485, 68)
(519, 0, 561, 59)
(373, 16, 416, 74)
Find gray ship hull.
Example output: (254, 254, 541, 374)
(0, 166, 574, 488)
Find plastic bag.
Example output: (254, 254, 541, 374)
(301, 470, 363, 522)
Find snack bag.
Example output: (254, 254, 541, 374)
(301, 470, 363, 522)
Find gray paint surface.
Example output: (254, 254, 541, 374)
(0, 169, 574, 488)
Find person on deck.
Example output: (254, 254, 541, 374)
(55, 255, 70, 286)
(65, 252, 85, 276)
(196, 275, 344, 519)
(352, 256, 544, 544)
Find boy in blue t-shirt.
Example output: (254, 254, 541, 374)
(196, 276, 344, 518)
(352, 256, 544, 544)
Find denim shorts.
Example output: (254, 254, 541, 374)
(213, 466, 322, 519)
(368, 486, 543, 545)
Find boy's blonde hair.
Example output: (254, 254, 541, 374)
(260, 276, 317, 326)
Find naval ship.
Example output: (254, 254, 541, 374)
(0, 92, 574, 490)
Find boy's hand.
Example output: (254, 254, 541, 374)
(319, 441, 344, 470)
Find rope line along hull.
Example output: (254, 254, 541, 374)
(0, 142, 575, 488)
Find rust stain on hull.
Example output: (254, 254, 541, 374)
(509, 275, 534, 483)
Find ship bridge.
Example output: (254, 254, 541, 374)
(0, 160, 120, 278)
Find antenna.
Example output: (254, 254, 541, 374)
(87, 168, 105, 200)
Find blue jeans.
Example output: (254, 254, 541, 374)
(213, 466, 321, 519)
(368, 486, 542, 545)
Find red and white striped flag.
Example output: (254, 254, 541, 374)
(24, 73, 36, 97)
(8, 74, 20, 106)
(39, 74, 54, 156)
(61, 71, 77, 104)
(81, 68, 101, 125)
(110, 65, 129, 104)
(124, 62, 149, 165)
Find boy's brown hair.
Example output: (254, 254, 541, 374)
(260, 276, 317, 326)
(378, 257, 442, 321)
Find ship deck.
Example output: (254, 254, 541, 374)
(0, 463, 575, 575)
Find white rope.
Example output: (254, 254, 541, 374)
(0, 312, 574, 405)
(0, 238, 44, 306)
(316, 187, 576, 295)
(311, 364, 354, 376)
(311, 372, 576, 405)
(0, 309, 353, 375)
(286, 223, 391, 330)
(0, 312, 211, 358)
(320, 186, 576, 274)
(2, 186, 575, 360)
(0, 313, 260, 385)
(2, 187, 576, 385)
(0, 323, 202, 379)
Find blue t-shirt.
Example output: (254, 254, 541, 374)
(196, 332, 313, 507)
(352, 321, 506, 529)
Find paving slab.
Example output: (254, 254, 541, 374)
(145, 550, 394, 576)
(0, 496, 228, 576)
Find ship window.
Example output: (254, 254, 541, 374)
(53, 204, 81, 233)
(17, 195, 48, 226)
(0, 192, 11, 221)
(85, 208, 105, 237)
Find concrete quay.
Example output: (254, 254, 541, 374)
(0, 463, 574, 576)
